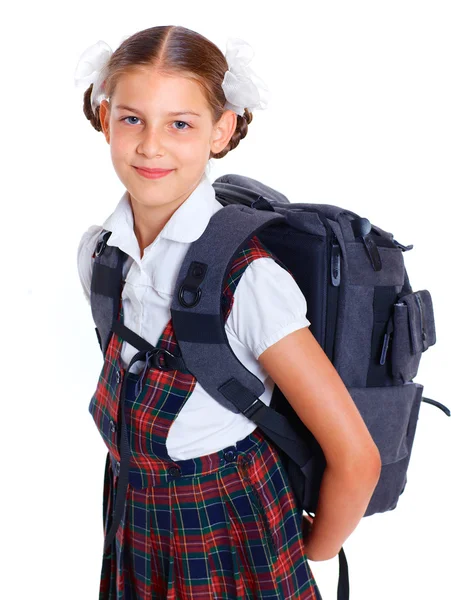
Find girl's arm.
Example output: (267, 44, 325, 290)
(257, 325, 382, 561)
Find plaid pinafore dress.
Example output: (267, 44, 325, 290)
(88, 235, 322, 600)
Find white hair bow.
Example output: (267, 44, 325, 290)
(74, 40, 113, 112)
(221, 37, 270, 116)
(74, 36, 270, 117)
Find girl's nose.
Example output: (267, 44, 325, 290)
(137, 127, 165, 157)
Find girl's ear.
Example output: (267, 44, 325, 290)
(99, 100, 111, 144)
(210, 109, 237, 154)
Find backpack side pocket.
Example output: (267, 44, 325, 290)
(391, 290, 436, 383)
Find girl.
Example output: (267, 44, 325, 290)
(75, 25, 381, 600)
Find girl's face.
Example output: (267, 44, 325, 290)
(99, 68, 236, 212)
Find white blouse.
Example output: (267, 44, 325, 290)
(77, 172, 310, 460)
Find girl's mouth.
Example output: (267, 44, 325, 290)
(134, 167, 174, 179)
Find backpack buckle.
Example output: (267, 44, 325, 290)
(178, 284, 202, 308)
(178, 261, 207, 308)
(149, 348, 177, 371)
(94, 231, 112, 257)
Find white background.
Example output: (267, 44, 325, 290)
(2, 1, 450, 598)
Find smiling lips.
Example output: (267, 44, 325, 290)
(134, 166, 174, 179)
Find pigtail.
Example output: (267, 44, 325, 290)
(82, 83, 103, 132)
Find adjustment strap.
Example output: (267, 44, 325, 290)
(111, 321, 188, 372)
(103, 371, 132, 551)
(218, 377, 312, 468)
(351, 217, 382, 272)
(362, 234, 382, 272)
(422, 396, 450, 416)
(337, 547, 350, 600)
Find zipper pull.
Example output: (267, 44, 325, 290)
(380, 316, 394, 365)
(330, 232, 341, 286)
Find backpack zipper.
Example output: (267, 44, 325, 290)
(415, 292, 426, 346)
(330, 231, 341, 286)
(325, 227, 342, 364)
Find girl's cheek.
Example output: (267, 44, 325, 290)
(111, 132, 132, 151)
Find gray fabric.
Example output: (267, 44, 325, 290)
(392, 290, 436, 383)
(282, 207, 327, 236)
(214, 172, 291, 204)
(400, 289, 436, 352)
(170, 204, 285, 414)
(281, 202, 358, 222)
(363, 383, 423, 516)
(326, 213, 406, 386)
(337, 212, 362, 244)
(92, 293, 115, 356)
(348, 382, 421, 465)
(329, 220, 350, 380)
(90, 230, 121, 357)
(392, 303, 421, 383)
(346, 243, 405, 286)
(334, 285, 374, 387)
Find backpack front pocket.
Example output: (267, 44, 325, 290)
(348, 382, 423, 516)
(391, 289, 436, 383)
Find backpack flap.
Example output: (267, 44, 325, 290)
(214, 173, 291, 205)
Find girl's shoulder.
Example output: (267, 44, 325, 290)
(224, 238, 311, 361)
(224, 234, 301, 304)
(77, 225, 104, 259)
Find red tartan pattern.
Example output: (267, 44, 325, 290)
(88, 236, 322, 599)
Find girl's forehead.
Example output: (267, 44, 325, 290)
(112, 69, 209, 112)
(115, 69, 200, 95)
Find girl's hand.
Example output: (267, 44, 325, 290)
(302, 513, 319, 561)
(302, 512, 334, 561)
(301, 512, 314, 541)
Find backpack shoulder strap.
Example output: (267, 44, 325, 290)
(170, 203, 312, 469)
(90, 229, 128, 357)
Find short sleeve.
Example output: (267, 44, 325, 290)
(76, 225, 103, 305)
(225, 257, 311, 360)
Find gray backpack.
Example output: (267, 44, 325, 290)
(90, 173, 449, 600)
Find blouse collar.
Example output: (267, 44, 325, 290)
(102, 172, 222, 264)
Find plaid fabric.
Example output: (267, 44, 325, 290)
(221, 236, 294, 323)
(89, 236, 322, 599)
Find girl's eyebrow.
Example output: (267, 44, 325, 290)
(114, 104, 201, 117)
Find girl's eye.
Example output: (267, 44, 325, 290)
(173, 121, 191, 130)
(122, 116, 141, 125)
(120, 117, 191, 131)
